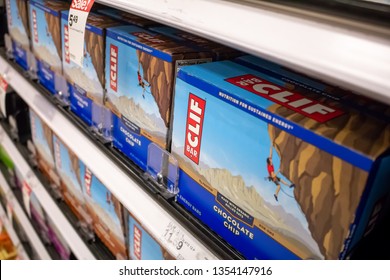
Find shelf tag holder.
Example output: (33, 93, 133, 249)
(54, 74, 70, 106)
(91, 101, 113, 143)
(68, 0, 96, 67)
(145, 143, 179, 200)
(4, 34, 13, 59)
(26, 49, 38, 80)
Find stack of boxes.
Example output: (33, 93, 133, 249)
(3, 2, 390, 260)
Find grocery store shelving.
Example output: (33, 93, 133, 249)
(0, 171, 50, 260)
(0, 54, 220, 260)
(96, 0, 390, 105)
(0, 194, 30, 260)
(0, 123, 96, 260)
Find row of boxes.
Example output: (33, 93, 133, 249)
(5, 0, 390, 260)
(29, 109, 174, 259)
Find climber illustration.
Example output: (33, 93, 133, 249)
(106, 192, 111, 205)
(266, 142, 295, 202)
(137, 63, 151, 99)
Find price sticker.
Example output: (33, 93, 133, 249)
(0, 75, 10, 117)
(160, 221, 211, 260)
(68, 0, 95, 66)
(22, 181, 32, 218)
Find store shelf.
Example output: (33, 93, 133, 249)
(0, 196, 30, 260)
(96, 0, 390, 105)
(0, 55, 219, 260)
(0, 171, 50, 260)
(0, 125, 96, 260)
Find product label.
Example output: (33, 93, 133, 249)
(84, 167, 92, 196)
(133, 224, 142, 260)
(54, 138, 61, 170)
(69, 85, 92, 125)
(112, 115, 148, 171)
(68, 0, 95, 66)
(0, 76, 8, 116)
(110, 44, 118, 92)
(226, 74, 343, 122)
(6, 0, 11, 27)
(64, 25, 70, 64)
(184, 93, 206, 165)
(32, 9, 38, 43)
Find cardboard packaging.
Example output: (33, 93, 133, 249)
(171, 60, 390, 259)
(52, 134, 91, 226)
(29, 0, 69, 94)
(105, 25, 212, 171)
(29, 109, 57, 184)
(78, 160, 127, 259)
(5, 0, 30, 70)
(128, 213, 174, 260)
(61, 11, 119, 126)
(235, 55, 390, 121)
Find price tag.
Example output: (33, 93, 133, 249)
(22, 181, 32, 218)
(68, 0, 95, 66)
(0, 75, 9, 117)
(160, 221, 211, 260)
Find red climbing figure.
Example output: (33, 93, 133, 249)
(266, 143, 295, 202)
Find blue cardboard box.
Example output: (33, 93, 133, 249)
(236, 55, 390, 121)
(105, 25, 212, 171)
(171, 60, 390, 259)
(29, 109, 56, 179)
(61, 11, 119, 126)
(5, 0, 30, 70)
(29, 0, 69, 94)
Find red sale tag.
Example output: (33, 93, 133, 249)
(0, 76, 8, 93)
(68, 0, 95, 66)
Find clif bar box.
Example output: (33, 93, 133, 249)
(29, 0, 69, 94)
(171, 60, 390, 259)
(29, 109, 57, 184)
(5, 0, 30, 70)
(78, 161, 127, 259)
(128, 213, 174, 260)
(61, 11, 119, 126)
(105, 25, 212, 171)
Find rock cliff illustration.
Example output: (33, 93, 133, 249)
(44, 7, 62, 60)
(267, 103, 390, 259)
(85, 30, 104, 87)
(136, 50, 172, 128)
(16, 0, 29, 38)
(172, 145, 323, 259)
(135, 39, 211, 128)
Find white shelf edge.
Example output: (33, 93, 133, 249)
(0, 56, 218, 260)
(96, 0, 390, 105)
(0, 171, 50, 260)
(0, 127, 96, 259)
(0, 196, 30, 260)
